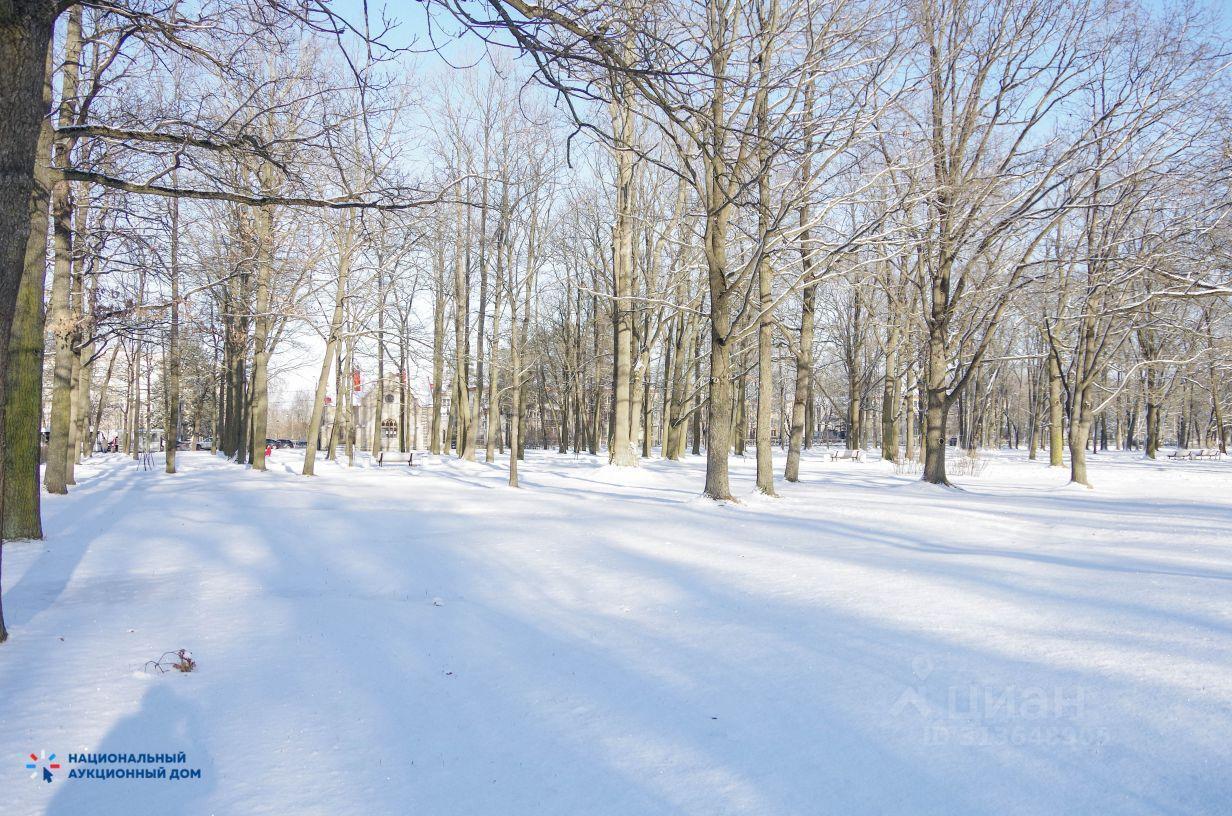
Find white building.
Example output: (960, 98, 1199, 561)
(353, 375, 430, 452)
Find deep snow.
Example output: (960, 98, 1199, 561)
(1, 447, 1229, 814)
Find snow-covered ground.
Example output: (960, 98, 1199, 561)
(2, 447, 1230, 814)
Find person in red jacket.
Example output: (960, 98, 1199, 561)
(265, 443, 273, 459)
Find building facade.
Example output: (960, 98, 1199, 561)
(351, 376, 430, 453)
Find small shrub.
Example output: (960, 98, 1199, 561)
(146, 649, 196, 674)
(949, 452, 989, 478)
(894, 459, 923, 476)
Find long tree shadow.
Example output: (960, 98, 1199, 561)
(3, 474, 140, 632)
(45, 683, 215, 815)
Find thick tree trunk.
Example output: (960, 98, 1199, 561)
(703, 210, 735, 500)
(922, 391, 950, 486)
(607, 84, 638, 468)
(1069, 417, 1092, 487)
(921, 315, 951, 485)
(1, 2, 58, 646)
(3, 59, 51, 540)
(43, 5, 83, 495)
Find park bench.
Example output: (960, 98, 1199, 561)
(831, 448, 865, 463)
(1168, 448, 1223, 460)
(377, 451, 414, 467)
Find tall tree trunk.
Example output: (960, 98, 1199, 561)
(785, 254, 815, 481)
(1144, 367, 1160, 459)
(1048, 350, 1064, 466)
(607, 78, 638, 467)
(486, 202, 506, 463)
(248, 166, 277, 471)
(691, 332, 702, 457)
(702, 200, 735, 498)
(303, 225, 350, 475)
(453, 203, 474, 460)
(508, 325, 522, 487)
(132, 341, 142, 459)
(485, 284, 501, 463)
(342, 337, 355, 466)
(881, 321, 900, 463)
(903, 377, 917, 461)
(921, 308, 951, 485)
(91, 343, 118, 450)
(372, 267, 386, 456)
(751, 4, 777, 494)
(0, 0, 56, 642)
(163, 184, 181, 473)
(74, 318, 93, 461)
(1069, 411, 1092, 486)
(430, 247, 446, 455)
(3, 50, 51, 540)
(43, 5, 84, 494)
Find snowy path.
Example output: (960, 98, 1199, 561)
(1, 449, 1230, 814)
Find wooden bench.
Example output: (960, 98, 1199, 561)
(831, 448, 865, 463)
(1167, 449, 1189, 459)
(377, 451, 414, 467)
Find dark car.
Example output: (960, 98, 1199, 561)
(277, 438, 294, 449)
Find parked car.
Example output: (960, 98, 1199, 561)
(293, 439, 307, 449)
(277, 438, 294, 449)
(196, 438, 212, 450)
